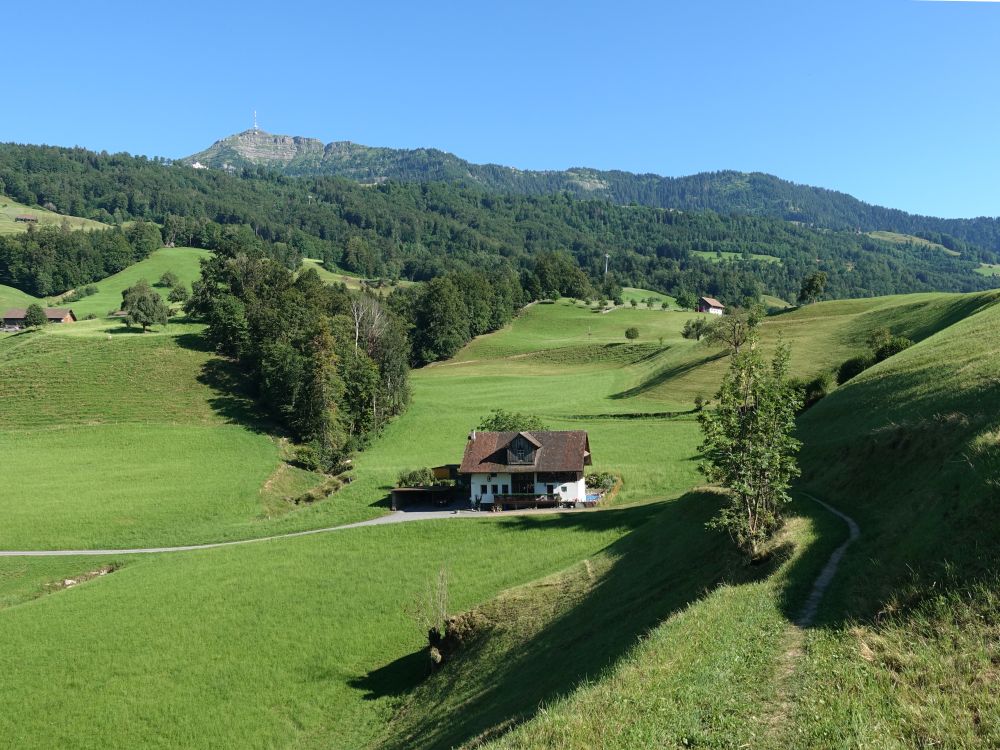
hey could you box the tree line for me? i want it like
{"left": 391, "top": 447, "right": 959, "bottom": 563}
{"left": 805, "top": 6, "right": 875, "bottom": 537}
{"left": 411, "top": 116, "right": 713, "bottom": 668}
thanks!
{"left": 0, "top": 142, "right": 996, "bottom": 305}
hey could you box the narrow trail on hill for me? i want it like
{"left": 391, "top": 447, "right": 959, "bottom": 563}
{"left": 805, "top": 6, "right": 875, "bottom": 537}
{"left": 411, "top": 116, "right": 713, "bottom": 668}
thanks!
{"left": 0, "top": 507, "right": 597, "bottom": 557}
{"left": 761, "top": 491, "right": 861, "bottom": 742}
{"left": 795, "top": 491, "right": 861, "bottom": 627}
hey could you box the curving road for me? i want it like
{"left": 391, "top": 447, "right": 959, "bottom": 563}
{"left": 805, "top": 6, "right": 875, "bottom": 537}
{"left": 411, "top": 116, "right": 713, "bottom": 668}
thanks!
{"left": 0, "top": 507, "right": 589, "bottom": 557}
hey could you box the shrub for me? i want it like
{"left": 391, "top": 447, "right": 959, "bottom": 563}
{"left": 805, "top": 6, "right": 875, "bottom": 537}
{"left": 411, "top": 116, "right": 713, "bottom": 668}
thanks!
{"left": 586, "top": 471, "right": 618, "bottom": 493}
{"left": 625, "top": 326, "right": 639, "bottom": 340}
{"left": 837, "top": 355, "right": 874, "bottom": 385}
{"left": 156, "top": 271, "right": 180, "bottom": 288}
{"left": 793, "top": 372, "right": 833, "bottom": 411}
{"left": 397, "top": 467, "right": 435, "bottom": 487}
{"left": 682, "top": 317, "right": 709, "bottom": 341}
{"left": 630, "top": 299, "right": 638, "bottom": 308}
{"left": 694, "top": 394, "right": 706, "bottom": 411}
{"left": 874, "top": 336, "right": 913, "bottom": 362}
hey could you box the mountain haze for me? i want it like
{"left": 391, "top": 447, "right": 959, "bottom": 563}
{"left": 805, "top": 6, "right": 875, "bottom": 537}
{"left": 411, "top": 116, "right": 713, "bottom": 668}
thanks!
{"left": 183, "top": 129, "right": 1000, "bottom": 252}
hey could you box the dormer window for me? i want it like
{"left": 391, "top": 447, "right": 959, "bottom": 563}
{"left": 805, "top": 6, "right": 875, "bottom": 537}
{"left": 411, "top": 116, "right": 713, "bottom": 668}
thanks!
{"left": 507, "top": 434, "right": 536, "bottom": 465}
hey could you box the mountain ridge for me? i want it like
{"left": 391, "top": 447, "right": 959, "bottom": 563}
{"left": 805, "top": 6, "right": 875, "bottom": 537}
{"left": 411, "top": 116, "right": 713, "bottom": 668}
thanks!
{"left": 182, "top": 129, "right": 1000, "bottom": 253}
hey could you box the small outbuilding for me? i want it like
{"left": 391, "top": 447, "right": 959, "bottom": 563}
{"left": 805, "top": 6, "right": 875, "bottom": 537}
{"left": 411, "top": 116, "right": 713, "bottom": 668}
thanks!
{"left": 2, "top": 307, "right": 77, "bottom": 328}
{"left": 13, "top": 214, "right": 38, "bottom": 223}
{"left": 696, "top": 297, "right": 725, "bottom": 315}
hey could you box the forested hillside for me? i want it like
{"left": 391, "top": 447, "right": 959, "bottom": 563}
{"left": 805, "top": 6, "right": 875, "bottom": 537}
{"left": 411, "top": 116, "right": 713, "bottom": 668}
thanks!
{"left": 1, "top": 142, "right": 996, "bottom": 304}
{"left": 184, "top": 130, "right": 1000, "bottom": 254}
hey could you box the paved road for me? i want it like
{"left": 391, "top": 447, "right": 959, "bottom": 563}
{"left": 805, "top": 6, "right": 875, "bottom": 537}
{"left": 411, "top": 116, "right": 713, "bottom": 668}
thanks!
{"left": 0, "top": 507, "right": 591, "bottom": 557}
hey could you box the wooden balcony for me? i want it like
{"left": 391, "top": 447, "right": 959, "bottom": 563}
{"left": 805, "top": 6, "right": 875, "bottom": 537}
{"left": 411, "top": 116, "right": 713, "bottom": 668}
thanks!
{"left": 487, "top": 494, "right": 560, "bottom": 511}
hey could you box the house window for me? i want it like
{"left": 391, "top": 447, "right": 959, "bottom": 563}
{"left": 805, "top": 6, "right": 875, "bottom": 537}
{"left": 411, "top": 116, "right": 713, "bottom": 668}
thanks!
{"left": 491, "top": 484, "right": 499, "bottom": 495}
{"left": 501, "top": 484, "right": 509, "bottom": 494}
{"left": 480, "top": 484, "right": 488, "bottom": 495}
{"left": 507, "top": 436, "right": 535, "bottom": 465}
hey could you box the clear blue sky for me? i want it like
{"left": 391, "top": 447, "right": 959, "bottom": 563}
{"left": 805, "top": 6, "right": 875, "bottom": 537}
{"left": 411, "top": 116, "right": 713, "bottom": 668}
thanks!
{"left": 6, "top": 0, "right": 1000, "bottom": 218}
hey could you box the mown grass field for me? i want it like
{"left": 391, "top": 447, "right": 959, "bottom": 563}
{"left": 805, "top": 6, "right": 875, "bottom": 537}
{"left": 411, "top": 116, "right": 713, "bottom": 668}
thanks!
{"left": 975, "top": 261, "right": 1000, "bottom": 277}
{"left": 300, "top": 257, "right": 417, "bottom": 291}
{"left": 0, "top": 282, "right": 41, "bottom": 310}
{"left": 692, "top": 249, "right": 781, "bottom": 263}
{"left": 2, "top": 289, "right": 997, "bottom": 748}
{"left": 620, "top": 286, "right": 677, "bottom": 307}
{"left": 868, "top": 230, "right": 961, "bottom": 256}
{"left": 59, "top": 246, "right": 209, "bottom": 318}
{"left": 0, "top": 195, "right": 108, "bottom": 235}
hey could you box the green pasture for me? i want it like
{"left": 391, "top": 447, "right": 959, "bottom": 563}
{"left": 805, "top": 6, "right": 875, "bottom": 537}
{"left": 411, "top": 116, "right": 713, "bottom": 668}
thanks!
{"left": 0, "top": 195, "right": 108, "bottom": 235}
{"left": 0, "top": 282, "right": 41, "bottom": 311}
{"left": 975, "top": 261, "right": 1000, "bottom": 277}
{"left": 57, "top": 246, "right": 209, "bottom": 318}
{"left": 868, "top": 230, "right": 961, "bottom": 256}
{"left": 693, "top": 249, "right": 781, "bottom": 264}
{"left": 0, "top": 513, "right": 635, "bottom": 749}
{"left": 301, "top": 257, "right": 417, "bottom": 291}
{"left": 620, "top": 286, "right": 677, "bottom": 307}
{"left": 2, "top": 289, "right": 998, "bottom": 748}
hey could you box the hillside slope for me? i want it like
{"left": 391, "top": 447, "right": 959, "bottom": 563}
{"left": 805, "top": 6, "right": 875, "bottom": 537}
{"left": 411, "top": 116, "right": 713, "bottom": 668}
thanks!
{"left": 183, "top": 130, "right": 1000, "bottom": 254}
{"left": 373, "top": 292, "right": 1000, "bottom": 749}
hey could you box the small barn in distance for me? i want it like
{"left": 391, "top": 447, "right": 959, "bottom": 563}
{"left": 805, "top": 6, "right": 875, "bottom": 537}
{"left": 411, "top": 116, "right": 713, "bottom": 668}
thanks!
{"left": 696, "top": 297, "right": 725, "bottom": 315}
{"left": 459, "top": 430, "right": 592, "bottom": 510}
{"left": 2, "top": 307, "right": 77, "bottom": 328}
{"left": 13, "top": 214, "right": 38, "bottom": 223}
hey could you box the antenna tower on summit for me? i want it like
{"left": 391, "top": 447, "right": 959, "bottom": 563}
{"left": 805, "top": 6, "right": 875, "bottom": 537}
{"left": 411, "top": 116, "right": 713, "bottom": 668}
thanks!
{"left": 253, "top": 110, "right": 259, "bottom": 133}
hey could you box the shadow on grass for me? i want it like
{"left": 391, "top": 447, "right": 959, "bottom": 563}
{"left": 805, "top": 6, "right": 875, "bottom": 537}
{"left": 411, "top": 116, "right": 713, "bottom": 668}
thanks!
{"left": 610, "top": 350, "right": 728, "bottom": 399}
{"left": 175, "top": 331, "right": 279, "bottom": 436}
{"left": 367, "top": 492, "right": 828, "bottom": 749}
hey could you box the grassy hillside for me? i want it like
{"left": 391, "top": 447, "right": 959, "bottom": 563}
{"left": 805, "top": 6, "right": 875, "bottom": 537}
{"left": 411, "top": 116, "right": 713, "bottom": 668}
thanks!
{"left": 620, "top": 287, "right": 677, "bottom": 307}
{"left": 0, "top": 282, "right": 41, "bottom": 310}
{"left": 0, "top": 195, "right": 108, "bottom": 235}
{"left": 60, "top": 246, "right": 209, "bottom": 318}
{"left": 1, "top": 291, "right": 996, "bottom": 747}
{"left": 869, "top": 230, "right": 960, "bottom": 256}
{"left": 374, "top": 291, "right": 1000, "bottom": 750}
{"left": 692, "top": 249, "right": 781, "bottom": 264}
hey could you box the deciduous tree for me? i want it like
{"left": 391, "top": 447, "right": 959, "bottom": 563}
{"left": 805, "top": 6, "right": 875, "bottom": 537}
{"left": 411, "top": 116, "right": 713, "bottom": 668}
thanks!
{"left": 698, "top": 338, "right": 802, "bottom": 559}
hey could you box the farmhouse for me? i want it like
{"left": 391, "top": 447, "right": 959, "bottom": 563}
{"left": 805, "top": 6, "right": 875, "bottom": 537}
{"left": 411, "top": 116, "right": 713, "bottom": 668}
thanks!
{"left": 13, "top": 214, "right": 38, "bottom": 223}
{"left": 2, "top": 307, "right": 77, "bottom": 328}
{"left": 459, "top": 430, "right": 592, "bottom": 510}
{"left": 697, "top": 296, "right": 725, "bottom": 315}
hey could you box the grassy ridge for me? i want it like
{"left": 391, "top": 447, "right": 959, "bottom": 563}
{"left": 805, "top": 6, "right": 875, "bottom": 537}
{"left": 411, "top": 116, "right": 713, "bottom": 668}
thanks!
{"left": 59, "top": 246, "right": 209, "bottom": 318}
{"left": 0, "top": 195, "right": 108, "bottom": 235}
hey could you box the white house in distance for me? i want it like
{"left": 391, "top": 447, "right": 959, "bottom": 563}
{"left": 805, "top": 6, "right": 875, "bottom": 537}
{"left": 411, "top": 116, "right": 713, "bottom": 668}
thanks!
{"left": 459, "top": 430, "right": 592, "bottom": 510}
{"left": 697, "top": 296, "right": 725, "bottom": 315}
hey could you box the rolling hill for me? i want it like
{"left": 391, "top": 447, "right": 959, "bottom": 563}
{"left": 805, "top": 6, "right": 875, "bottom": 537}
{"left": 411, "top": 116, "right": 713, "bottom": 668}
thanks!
{"left": 183, "top": 129, "right": 1000, "bottom": 255}
{"left": 2, "top": 292, "right": 997, "bottom": 747}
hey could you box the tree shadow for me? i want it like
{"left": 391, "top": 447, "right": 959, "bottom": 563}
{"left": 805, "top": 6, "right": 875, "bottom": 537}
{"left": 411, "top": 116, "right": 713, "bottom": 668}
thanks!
{"left": 610, "top": 350, "right": 727, "bottom": 399}
{"left": 372, "top": 492, "right": 825, "bottom": 749}
{"left": 349, "top": 650, "right": 430, "bottom": 701}
{"left": 175, "top": 331, "right": 280, "bottom": 436}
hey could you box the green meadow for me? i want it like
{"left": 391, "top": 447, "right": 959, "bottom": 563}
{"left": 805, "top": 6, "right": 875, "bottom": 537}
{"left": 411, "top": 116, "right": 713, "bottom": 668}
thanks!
{"left": 59, "top": 246, "right": 210, "bottom": 318}
{"left": 0, "top": 195, "right": 108, "bottom": 235}
{"left": 1, "top": 289, "right": 997, "bottom": 748}
{"left": 868, "top": 230, "right": 961, "bottom": 256}
{"left": 692, "top": 249, "right": 781, "bottom": 263}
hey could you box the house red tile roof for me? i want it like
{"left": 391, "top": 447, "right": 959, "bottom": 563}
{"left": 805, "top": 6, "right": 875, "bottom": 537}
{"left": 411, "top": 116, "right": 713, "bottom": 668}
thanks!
{"left": 699, "top": 297, "right": 725, "bottom": 309}
{"left": 459, "top": 430, "right": 591, "bottom": 474}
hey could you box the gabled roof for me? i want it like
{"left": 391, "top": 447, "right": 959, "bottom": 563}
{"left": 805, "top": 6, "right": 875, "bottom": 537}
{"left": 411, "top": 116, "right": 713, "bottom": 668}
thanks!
{"left": 459, "top": 430, "right": 591, "bottom": 474}
{"left": 699, "top": 297, "right": 725, "bottom": 309}
{"left": 2, "top": 307, "right": 76, "bottom": 321}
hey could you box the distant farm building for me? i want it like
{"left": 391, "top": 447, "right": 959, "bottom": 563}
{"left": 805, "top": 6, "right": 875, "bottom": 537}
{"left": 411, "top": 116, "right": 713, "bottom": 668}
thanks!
{"left": 2, "top": 307, "right": 77, "bottom": 329}
{"left": 697, "top": 297, "right": 725, "bottom": 315}
{"left": 13, "top": 214, "right": 38, "bottom": 223}
{"left": 459, "top": 430, "right": 592, "bottom": 511}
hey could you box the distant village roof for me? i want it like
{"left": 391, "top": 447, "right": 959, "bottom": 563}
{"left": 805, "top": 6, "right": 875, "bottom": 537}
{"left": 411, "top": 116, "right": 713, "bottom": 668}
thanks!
{"left": 2, "top": 307, "right": 76, "bottom": 321}
{"left": 699, "top": 297, "right": 725, "bottom": 309}
{"left": 459, "top": 430, "right": 591, "bottom": 474}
